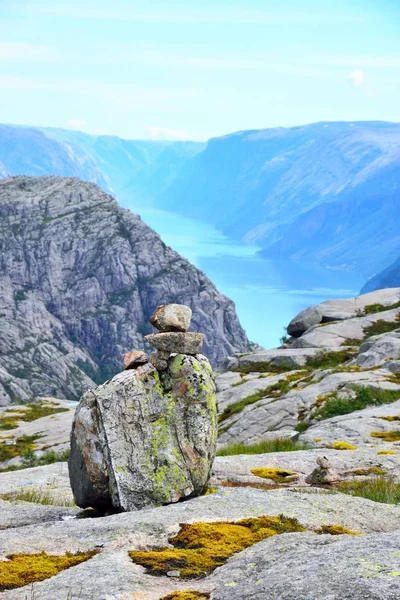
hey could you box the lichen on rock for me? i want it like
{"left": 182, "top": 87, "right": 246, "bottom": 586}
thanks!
{"left": 69, "top": 348, "right": 217, "bottom": 512}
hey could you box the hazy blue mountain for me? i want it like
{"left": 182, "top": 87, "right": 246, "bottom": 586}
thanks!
{"left": 39, "top": 127, "right": 204, "bottom": 204}
{"left": 361, "top": 255, "right": 400, "bottom": 293}
{"left": 0, "top": 124, "right": 107, "bottom": 185}
{"left": 157, "top": 121, "right": 400, "bottom": 276}
{"left": 0, "top": 124, "right": 204, "bottom": 208}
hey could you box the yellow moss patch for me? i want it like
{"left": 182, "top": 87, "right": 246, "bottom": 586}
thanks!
{"left": 250, "top": 467, "right": 298, "bottom": 483}
{"left": 129, "top": 515, "right": 305, "bottom": 579}
{"left": 0, "top": 402, "right": 69, "bottom": 431}
{"left": 378, "top": 415, "right": 400, "bottom": 422}
{"left": 313, "top": 437, "right": 322, "bottom": 442}
{"left": 371, "top": 431, "right": 400, "bottom": 442}
{"left": 160, "top": 592, "right": 210, "bottom": 600}
{"left": 327, "top": 441, "right": 357, "bottom": 450}
{"left": 377, "top": 450, "right": 398, "bottom": 455}
{"left": 0, "top": 434, "right": 43, "bottom": 462}
{"left": 352, "top": 467, "right": 386, "bottom": 476}
{"left": 315, "top": 524, "right": 362, "bottom": 536}
{"left": 0, "top": 550, "right": 97, "bottom": 591}
{"left": 203, "top": 488, "right": 217, "bottom": 495}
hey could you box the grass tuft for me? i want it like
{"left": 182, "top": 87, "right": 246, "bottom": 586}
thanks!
{"left": 336, "top": 477, "right": 400, "bottom": 504}
{"left": 1, "top": 487, "right": 75, "bottom": 507}
{"left": 216, "top": 437, "right": 310, "bottom": 456}
{"left": 313, "top": 386, "right": 400, "bottom": 421}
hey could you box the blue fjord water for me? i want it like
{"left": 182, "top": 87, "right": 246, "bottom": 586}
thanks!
{"left": 121, "top": 202, "right": 365, "bottom": 349}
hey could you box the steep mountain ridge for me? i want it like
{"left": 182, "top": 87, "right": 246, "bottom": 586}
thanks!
{"left": 157, "top": 121, "right": 400, "bottom": 275}
{"left": 0, "top": 176, "right": 250, "bottom": 406}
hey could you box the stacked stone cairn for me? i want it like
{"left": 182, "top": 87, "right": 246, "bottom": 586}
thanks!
{"left": 69, "top": 303, "right": 217, "bottom": 513}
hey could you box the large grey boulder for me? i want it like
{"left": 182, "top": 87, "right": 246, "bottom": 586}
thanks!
{"left": 287, "top": 288, "right": 400, "bottom": 339}
{"left": 69, "top": 353, "right": 217, "bottom": 512}
{"left": 287, "top": 306, "right": 323, "bottom": 337}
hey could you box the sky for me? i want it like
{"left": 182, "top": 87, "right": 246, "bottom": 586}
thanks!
{"left": 1, "top": 0, "right": 400, "bottom": 140}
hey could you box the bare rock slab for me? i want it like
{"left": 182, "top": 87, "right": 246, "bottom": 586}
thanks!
{"left": 69, "top": 353, "right": 217, "bottom": 512}
{"left": 145, "top": 331, "right": 204, "bottom": 354}
{"left": 122, "top": 350, "right": 148, "bottom": 370}
{"left": 150, "top": 303, "right": 192, "bottom": 332}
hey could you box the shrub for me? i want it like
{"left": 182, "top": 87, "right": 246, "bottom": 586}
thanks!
{"left": 313, "top": 386, "right": 400, "bottom": 421}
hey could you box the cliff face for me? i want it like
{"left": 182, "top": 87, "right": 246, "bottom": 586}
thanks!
{"left": 0, "top": 176, "right": 250, "bottom": 406}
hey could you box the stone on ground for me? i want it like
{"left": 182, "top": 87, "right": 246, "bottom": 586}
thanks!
{"left": 146, "top": 331, "right": 204, "bottom": 354}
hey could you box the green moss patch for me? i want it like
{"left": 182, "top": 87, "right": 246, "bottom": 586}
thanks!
{"left": 0, "top": 402, "right": 69, "bottom": 431}
{"left": 313, "top": 386, "right": 400, "bottom": 421}
{"left": 251, "top": 467, "right": 298, "bottom": 484}
{"left": 0, "top": 550, "right": 97, "bottom": 591}
{"left": 363, "top": 301, "right": 400, "bottom": 315}
{"left": 129, "top": 515, "right": 305, "bottom": 578}
{"left": 335, "top": 477, "right": 400, "bottom": 504}
{"left": 315, "top": 524, "right": 361, "bottom": 535}
{"left": 216, "top": 437, "right": 310, "bottom": 456}
{"left": 218, "top": 372, "right": 307, "bottom": 423}
{"left": 304, "top": 350, "right": 355, "bottom": 371}
{"left": 362, "top": 317, "right": 400, "bottom": 339}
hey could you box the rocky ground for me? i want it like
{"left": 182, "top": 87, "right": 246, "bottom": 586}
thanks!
{"left": 1, "top": 288, "right": 400, "bottom": 599}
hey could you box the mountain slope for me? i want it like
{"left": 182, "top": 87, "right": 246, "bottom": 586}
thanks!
{"left": 361, "top": 254, "right": 400, "bottom": 293}
{"left": 157, "top": 121, "right": 400, "bottom": 275}
{"left": 0, "top": 176, "right": 249, "bottom": 406}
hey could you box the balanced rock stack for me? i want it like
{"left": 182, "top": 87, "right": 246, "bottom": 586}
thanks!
{"left": 69, "top": 303, "right": 216, "bottom": 513}
{"left": 145, "top": 303, "right": 204, "bottom": 371}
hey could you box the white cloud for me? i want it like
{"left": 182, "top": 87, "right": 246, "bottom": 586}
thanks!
{"left": 145, "top": 126, "right": 193, "bottom": 141}
{"left": 0, "top": 41, "right": 58, "bottom": 63}
{"left": 67, "top": 119, "right": 86, "bottom": 129}
{"left": 347, "top": 69, "right": 365, "bottom": 87}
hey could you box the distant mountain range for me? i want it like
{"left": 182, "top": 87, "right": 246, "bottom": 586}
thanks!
{"left": 361, "top": 254, "right": 400, "bottom": 293}
{"left": 1, "top": 121, "right": 400, "bottom": 280}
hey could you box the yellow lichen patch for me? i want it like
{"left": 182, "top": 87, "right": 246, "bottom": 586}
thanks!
{"left": 129, "top": 515, "right": 305, "bottom": 579}
{"left": 327, "top": 441, "right": 357, "bottom": 450}
{"left": 371, "top": 431, "right": 400, "bottom": 442}
{"left": 313, "top": 437, "right": 322, "bottom": 442}
{"left": 352, "top": 467, "right": 386, "bottom": 476}
{"left": 378, "top": 415, "right": 400, "bottom": 422}
{"left": 160, "top": 592, "right": 210, "bottom": 600}
{"left": 315, "top": 524, "right": 362, "bottom": 536}
{"left": 0, "top": 550, "right": 97, "bottom": 591}
{"left": 203, "top": 487, "right": 217, "bottom": 495}
{"left": 377, "top": 450, "right": 398, "bottom": 455}
{"left": 0, "top": 402, "right": 69, "bottom": 431}
{"left": 250, "top": 467, "right": 298, "bottom": 483}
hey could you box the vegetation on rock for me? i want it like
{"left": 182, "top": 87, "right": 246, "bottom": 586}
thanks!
{"left": 335, "top": 477, "right": 400, "bottom": 504}
{"left": 160, "top": 592, "right": 210, "bottom": 600}
{"left": 0, "top": 434, "right": 43, "bottom": 462}
{"left": 315, "top": 524, "right": 361, "bottom": 535}
{"left": 250, "top": 467, "right": 298, "bottom": 483}
{"left": 216, "top": 437, "right": 310, "bottom": 456}
{"left": 0, "top": 550, "right": 97, "bottom": 591}
{"left": 129, "top": 515, "right": 305, "bottom": 578}
{"left": 370, "top": 430, "right": 400, "bottom": 442}
{"left": 0, "top": 402, "right": 69, "bottom": 431}
{"left": 327, "top": 441, "right": 357, "bottom": 450}
{"left": 313, "top": 386, "right": 400, "bottom": 421}
{"left": 1, "top": 487, "right": 75, "bottom": 507}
